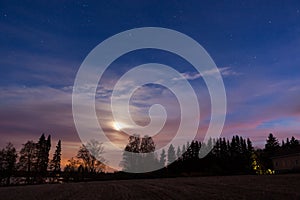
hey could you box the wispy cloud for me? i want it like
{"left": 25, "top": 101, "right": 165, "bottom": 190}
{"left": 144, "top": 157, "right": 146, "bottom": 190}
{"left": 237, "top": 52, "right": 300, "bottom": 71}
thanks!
{"left": 175, "top": 67, "right": 241, "bottom": 81}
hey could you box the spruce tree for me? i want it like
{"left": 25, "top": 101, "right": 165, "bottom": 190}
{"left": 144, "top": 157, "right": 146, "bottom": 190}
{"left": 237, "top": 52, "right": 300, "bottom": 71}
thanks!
{"left": 50, "top": 140, "right": 62, "bottom": 173}
{"left": 36, "top": 134, "right": 51, "bottom": 182}
{"left": 176, "top": 146, "right": 181, "bottom": 160}
{"left": 159, "top": 149, "right": 166, "bottom": 168}
{"left": 167, "top": 144, "right": 176, "bottom": 165}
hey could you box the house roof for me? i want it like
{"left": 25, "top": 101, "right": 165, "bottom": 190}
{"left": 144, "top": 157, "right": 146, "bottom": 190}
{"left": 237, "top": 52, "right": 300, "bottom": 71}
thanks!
{"left": 271, "top": 152, "right": 300, "bottom": 159}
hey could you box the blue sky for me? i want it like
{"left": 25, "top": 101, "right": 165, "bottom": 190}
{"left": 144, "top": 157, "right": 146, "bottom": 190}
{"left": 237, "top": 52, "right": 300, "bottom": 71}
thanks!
{"left": 1, "top": 1, "right": 300, "bottom": 166}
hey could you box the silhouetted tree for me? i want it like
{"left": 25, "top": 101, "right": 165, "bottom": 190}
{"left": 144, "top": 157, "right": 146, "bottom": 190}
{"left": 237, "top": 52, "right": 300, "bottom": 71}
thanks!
{"left": 77, "top": 141, "right": 105, "bottom": 173}
{"left": 290, "top": 136, "right": 299, "bottom": 147}
{"left": 265, "top": 133, "right": 280, "bottom": 154}
{"left": 0, "top": 149, "right": 4, "bottom": 184}
{"left": 0, "top": 143, "right": 17, "bottom": 185}
{"left": 121, "top": 135, "right": 158, "bottom": 172}
{"left": 280, "top": 136, "right": 300, "bottom": 155}
{"left": 181, "top": 144, "right": 187, "bottom": 161}
{"left": 120, "top": 135, "right": 141, "bottom": 172}
{"left": 281, "top": 139, "right": 285, "bottom": 147}
{"left": 191, "top": 141, "right": 200, "bottom": 159}
{"left": 50, "top": 140, "right": 62, "bottom": 173}
{"left": 18, "top": 141, "right": 37, "bottom": 184}
{"left": 251, "top": 150, "right": 267, "bottom": 175}
{"left": 159, "top": 149, "right": 166, "bottom": 168}
{"left": 140, "top": 136, "right": 155, "bottom": 153}
{"left": 167, "top": 144, "right": 176, "bottom": 165}
{"left": 85, "top": 140, "right": 105, "bottom": 162}
{"left": 264, "top": 133, "right": 280, "bottom": 169}
{"left": 140, "top": 136, "right": 158, "bottom": 171}
{"left": 247, "top": 138, "right": 253, "bottom": 152}
{"left": 182, "top": 144, "right": 186, "bottom": 154}
{"left": 35, "top": 134, "right": 51, "bottom": 183}
{"left": 167, "top": 136, "right": 256, "bottom": 175}
{"left": 176, "top": 146, "right": 181, "bottom": 160}
{"left": 63, "top": 157, "right": 80, "bottom": 182}
{"left": 64, "top": 157, "right": 79, "bottom": 172}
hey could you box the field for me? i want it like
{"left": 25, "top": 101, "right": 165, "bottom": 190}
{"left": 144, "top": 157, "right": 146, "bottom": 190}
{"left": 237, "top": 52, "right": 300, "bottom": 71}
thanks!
{"left": 0, "top": 174, "right": 299, "bottom": 200}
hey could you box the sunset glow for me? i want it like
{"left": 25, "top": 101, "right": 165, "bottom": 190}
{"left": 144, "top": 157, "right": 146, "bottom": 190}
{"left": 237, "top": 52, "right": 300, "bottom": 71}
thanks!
{"left": 1, "top": 1, "right": 300, "bottom": 169}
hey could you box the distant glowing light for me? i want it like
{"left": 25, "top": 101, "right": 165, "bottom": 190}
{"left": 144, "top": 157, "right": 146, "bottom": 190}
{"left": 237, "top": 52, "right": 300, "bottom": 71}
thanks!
{"left": 113, "top": 121, "right": 123, "bottom": 131}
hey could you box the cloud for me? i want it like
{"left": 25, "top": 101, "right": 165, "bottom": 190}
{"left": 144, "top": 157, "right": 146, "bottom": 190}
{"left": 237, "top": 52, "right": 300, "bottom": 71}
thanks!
{"left": 175, "top": 67, "right": 241, "bottom": 81}
{"left": 1, "top": 64, "right": 300, "bottom": 167}
{"left": 221, "top": 77, "right": 300, "bottom": 146}
{"left": 219, "top": 67, "right": 242, "bottom": 76}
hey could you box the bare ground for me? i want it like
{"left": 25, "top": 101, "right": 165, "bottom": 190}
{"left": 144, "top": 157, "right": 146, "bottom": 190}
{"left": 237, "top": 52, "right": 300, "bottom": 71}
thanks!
{"left": 0, "top": 174, "right": 299, "bottom": 200}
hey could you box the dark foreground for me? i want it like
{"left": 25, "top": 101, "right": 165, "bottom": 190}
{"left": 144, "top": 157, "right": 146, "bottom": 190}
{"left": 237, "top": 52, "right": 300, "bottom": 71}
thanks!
{"left": 0, "top": 174, "right": 299, "bottom": 200}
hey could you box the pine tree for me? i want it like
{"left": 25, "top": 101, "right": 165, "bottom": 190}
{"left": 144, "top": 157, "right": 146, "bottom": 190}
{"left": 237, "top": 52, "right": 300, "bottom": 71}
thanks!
{"left": 50, "top": 140, "right": 62, "bottom": 173}
{"left": 247, "top": 138, "right": 253, "bottom": 152}
{"left": 281, "top": 140, "right": 285, "bottom": 147}
{"left": 167, "top": 144, "right": 176, "bottom": 165}
{"left": 265, "top": 133, "right": 279, "bottom": 155}
{"left": 290, "top": 136, "right": 299, "bottom": 147}
{"left": 176, "top": 146, "right": 181, "bottom": 160}
{"left": 286, "top": 138, "right": 291, "bottom": 147}
{"left": 191, "top": 141, "right": 200, "bottom": 159}
{"left": 264, "top": 133, "right": 280, "bottom": 169}
{"left": 159, "top": 149, "right": 166, "bottom": 168}
{"left": 182, "top": 144, "right": 186, "bottom": 154}
{"left": 36, "top": 134, "right": 51, "bottom": 178}
{"left": 220, "top": 138, "right": 228, "bottom": 158}
{"left": 181, "top": 144, "right": 187, "bottom": 160}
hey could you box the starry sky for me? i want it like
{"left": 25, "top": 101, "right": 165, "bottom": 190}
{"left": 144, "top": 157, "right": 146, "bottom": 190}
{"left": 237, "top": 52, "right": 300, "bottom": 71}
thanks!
{"left": 1, "top": 0, "right": 300, "bottom": 167}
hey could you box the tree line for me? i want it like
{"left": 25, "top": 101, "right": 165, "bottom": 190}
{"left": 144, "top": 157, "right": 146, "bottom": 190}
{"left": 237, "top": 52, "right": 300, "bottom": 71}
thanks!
{"left": 63, "top": 139, "right": 106, "bottom": 182}
{"left": 0, "top": 133, "right": 299, "bottom": 186}
{"left": 120, "top": 133, "right": 300, "bottom": 176}
{"left": 0, "top": 134, "right": 61, "bottom": 186}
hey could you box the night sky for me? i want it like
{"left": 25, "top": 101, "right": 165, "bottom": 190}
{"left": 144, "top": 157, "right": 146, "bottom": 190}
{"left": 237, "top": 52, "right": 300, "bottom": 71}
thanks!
{"left": 1, "top": 1, "right": 300, "bottom": 167}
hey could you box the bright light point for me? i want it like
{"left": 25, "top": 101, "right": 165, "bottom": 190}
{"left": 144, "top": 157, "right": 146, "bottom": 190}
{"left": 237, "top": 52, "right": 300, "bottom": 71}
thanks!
{"left": 111, "top": 121, "right": 133, "bottom": 132}
{"left": 113, "top": 121, "right": 122, "bottom": 131}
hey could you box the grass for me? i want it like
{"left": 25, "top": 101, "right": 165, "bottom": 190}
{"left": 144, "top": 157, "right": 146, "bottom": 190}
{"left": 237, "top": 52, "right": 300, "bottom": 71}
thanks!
{"left": 0, "top": 174, "right": 299, "bottom": 200}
